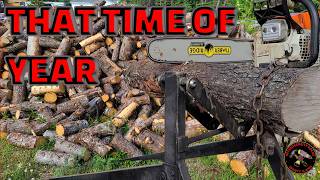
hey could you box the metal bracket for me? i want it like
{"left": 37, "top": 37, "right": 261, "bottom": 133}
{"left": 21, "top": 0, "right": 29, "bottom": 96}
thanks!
{"left": 52, "top": 72, "right": 294, "bottom": 180}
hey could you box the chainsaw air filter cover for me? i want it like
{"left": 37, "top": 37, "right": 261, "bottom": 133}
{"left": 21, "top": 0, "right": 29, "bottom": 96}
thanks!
{"left": 262, "top": 19, "right": 289, "bottom": 42}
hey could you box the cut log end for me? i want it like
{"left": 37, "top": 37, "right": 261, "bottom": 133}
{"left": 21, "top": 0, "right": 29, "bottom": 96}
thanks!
{"left": 217, "top": 154, "right": 231, "bottom": 164}
{"left": 230, "top": 160, "right": 249, "bottom": 176}
{"left": 56, "top": 124, "right": 65, "bottom": 137}
{"left": 44, "top": 92, "right": 58, "bottom": 104}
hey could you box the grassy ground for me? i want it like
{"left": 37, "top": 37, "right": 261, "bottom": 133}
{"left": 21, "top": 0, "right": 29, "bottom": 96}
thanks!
{"left": 1, "top": 137, "right": 320, "bottom": 180}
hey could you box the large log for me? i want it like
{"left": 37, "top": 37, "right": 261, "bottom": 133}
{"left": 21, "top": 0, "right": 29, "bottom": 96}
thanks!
{"left": 35, "top": 150, "right": 77, "bottom": 167}
{"left": 125, "top": 60, "right": 320, "bottom": 134}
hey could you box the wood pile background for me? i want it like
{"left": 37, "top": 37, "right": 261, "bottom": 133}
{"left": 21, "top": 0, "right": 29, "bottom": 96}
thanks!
{"left": 0, "top": 7, "right": 210, "bottom": 172}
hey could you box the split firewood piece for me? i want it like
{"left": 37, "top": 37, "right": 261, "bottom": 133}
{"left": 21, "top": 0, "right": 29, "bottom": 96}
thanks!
{"left": 105, "top": 37, "right": 113, "bottom": 46}
{"left": 91, "top": 47, "right": 123, "bottom": 75}
{"left": 153, "top": 97, "right": 163, "bottom": 107}
{"left": 82, "top": 121, "right": 116, "bottom": 137}
{"left": 54, "top": 139, "right": 91, "bottom": 161}
{"left": 119, "top": 36, "right": 136, "bottom": 61}
{"left": 111, "top": 133, "right": 143, "bottom": 158}
{"left": 230, "top": 150, "right": 257, "bottom": 176}
{"left": 134, "top": 106, "right": 165, "bottom": 135}
{"left": 27, "top": 35, "right": 41, "bottom": 56}
{"left": 133, "top": 129, "right": 165, "bottom": 153}
{"left": 56, "top": 119, "right": 89, "bottom": 137}
{"left": 31, "top": 85, "right": 65, "bottom": 95}
{"left": 39, "top": 36, "right": 61, "bottom": 49}
{"left": 84, "top": 41, "right": 105, "bottom": 54}
{"left": 112, "top": 101, "right": 140, "bottom": 127}
{"left": 0, "top": 79, "right": 12, "bottom": 89}
{"left": 101, "top": 75, "right": 122, "bottom": 85}
{"left": 79, "top": 32, "right": 105, "bottom": 48}
{"left": 1, "top": 71, "right": 10, "bottom": 80}
{"left": 2, "top": 41, "right": 27, "bottom": 53}
{"left": 7, "top": 132, "right": 47, "bottom": 149}
{"left": 151, "top": 119, "right": 207, "bottom": 138}
{"left": 57, "top": 95, "right": 89, "bottom": 113}
{"left": 125, "top": 104, "right": 152, "bottom": 141}
{"left": 70, "top": 132, "right": 112, "bottom": 157}
{"left": 38, "top": 106, "right": 54, "bottom": 120}
{"left": 12, "top": 85, "right": 26, "bottom": 104}
{"left": 303, "top": 131, "right": 320, "bottom": 149}
{"left": 35, "top": 150, "right": 77, "bottom": 167}
{"left": 111, "top": 37, "right": 121, "bottom": 61}
{"left": 44, "top": 92, "right": 57, "bottom": 104}
{"left": 70, "top": 87, "right": 103, "bottom": 100}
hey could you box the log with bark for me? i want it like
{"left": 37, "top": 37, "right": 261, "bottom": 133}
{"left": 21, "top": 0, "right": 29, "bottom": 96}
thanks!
{"left": 111, "top": 37, "right": 121, "bottom": 62}
{"left": 27, "top": 36, "right": 40, "bottom": 56}
{"left": 35, "top": 150, "right": 77, "bottom": 167}
{"left": 31, "top": 85, "right": 65, "bottom": 95}
{"left": 91, "top": 47, "right": 123, "bottom": 75}
{"left": 56, "top": 95, "right": 89, "bottom": 113}
{"left": 151, "top": 119, "right": 207, "bottom": 138}
{"left": 119, "top": 36, "right": 136, "bottom": 61}
{"left": 81, "top": 121, "right": 116, "bottom": 137}
{"left": 0, "top": 79, "right": 12, "bottom": 89}
{"left": 133, "top": 129, "right": 164, "bottom": 153}
{"left": 124, "top": 60, "right": 320, "bottom": 134}
{"left": 6, "top": 118, "right": 49, "bottom": 135}
{"left": 230, "top": 150, "right": 257, "bottom": 176}
{"left": 11, "top": 85, "right": 26, "bottom": 104}
{"left": 39, "top": 37, "right": 61, "bottom": 49}
{"left": 56, "top": 120, "right": 89, "bottom": 136}
{"left": 68, "top": 132, "right": 112, "bottom": 157}
{"left": 54, "top": 139, "right": 91, "bottom": 161}
{"left": 7, "top": 132, "right": 47, "bottom": 149}
{"left": 110, "top": 133, "right": 143, "bottom": 158}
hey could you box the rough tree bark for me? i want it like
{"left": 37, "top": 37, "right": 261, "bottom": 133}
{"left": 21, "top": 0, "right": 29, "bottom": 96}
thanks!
{"left": 125, "top": 60, "right": 320, "bottom": 135}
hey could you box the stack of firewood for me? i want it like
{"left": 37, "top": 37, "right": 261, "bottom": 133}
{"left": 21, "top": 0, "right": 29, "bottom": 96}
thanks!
{"left": 0, "top": 10, "right": 207, "bottom": 167}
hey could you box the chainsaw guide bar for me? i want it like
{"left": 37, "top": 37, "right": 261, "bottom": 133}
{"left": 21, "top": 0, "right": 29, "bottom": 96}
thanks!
{"left": 148, "top": 37, "right": 254, "bottom": 63}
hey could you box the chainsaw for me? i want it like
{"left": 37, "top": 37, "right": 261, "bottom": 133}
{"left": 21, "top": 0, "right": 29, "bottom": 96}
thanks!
{"left": 148, "top": 0, "right": 320, "bottom": 68}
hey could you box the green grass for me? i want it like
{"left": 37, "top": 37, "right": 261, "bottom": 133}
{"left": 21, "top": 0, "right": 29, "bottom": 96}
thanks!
{"left": 1, "top": 137, "right": 320, "bottom": 180}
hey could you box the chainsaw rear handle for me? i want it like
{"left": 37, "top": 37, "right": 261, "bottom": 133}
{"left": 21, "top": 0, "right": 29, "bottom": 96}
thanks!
{"left": 288, "top": 0, "right": 319, "bottom": 68}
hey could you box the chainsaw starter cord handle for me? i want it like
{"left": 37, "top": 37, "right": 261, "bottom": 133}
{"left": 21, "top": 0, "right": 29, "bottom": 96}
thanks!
{"left": 288, "top": 0, "right": 319, "bottom": 68}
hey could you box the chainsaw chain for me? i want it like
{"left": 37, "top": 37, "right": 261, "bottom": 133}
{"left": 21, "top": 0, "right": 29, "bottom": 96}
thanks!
{"left": 253, "top": 63, "right": 285, "bottom": 180}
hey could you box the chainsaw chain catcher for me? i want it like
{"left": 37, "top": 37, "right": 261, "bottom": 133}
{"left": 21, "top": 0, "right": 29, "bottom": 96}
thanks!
{"left": 253, "top": 63, "right": 287, "bottom": 179}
